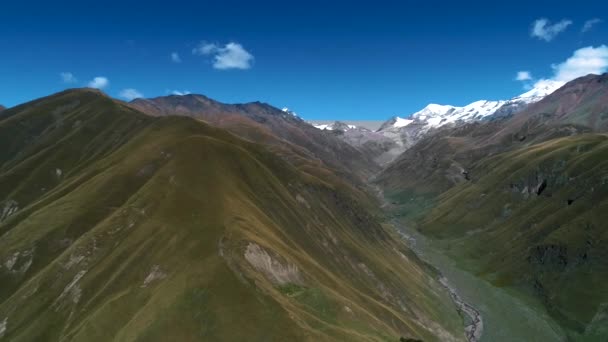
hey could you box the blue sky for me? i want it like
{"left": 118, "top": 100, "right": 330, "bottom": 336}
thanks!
{"left": 1, "top": 0, "right": 607, "bottom": 120}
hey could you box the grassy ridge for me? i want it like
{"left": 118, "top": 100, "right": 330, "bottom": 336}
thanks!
{"left": 0, "top": 90, "right": 464, "bottom": 341}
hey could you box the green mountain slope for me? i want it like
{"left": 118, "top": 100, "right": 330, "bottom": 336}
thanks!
{"left": 419, "top": 134, "right": 608, "bottom": 340}
{"left": 375, "top": 74, "right": 608, "bottom": 340}
{"left": 376, "top": 74, "right": 608, "bottom": 217}
{"left": 130, "top": 94, "right": 381, "bottom": 183}
{"left": 0, "top": 90, "right": 464, "bottom": 341}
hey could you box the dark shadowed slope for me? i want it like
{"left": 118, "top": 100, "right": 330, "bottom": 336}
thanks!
{"left": 0, "top": 89, "right": 464, "bottom": 341}
{"left": 421, "top": 134, "right": 608, "bottom": 340}
{"left": 130, "top": 95, "right": 380, "bottom": 183}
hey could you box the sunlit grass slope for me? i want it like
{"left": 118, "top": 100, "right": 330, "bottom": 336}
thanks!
{"left": 0, "top": 89, "right": 464, "bottom": 341}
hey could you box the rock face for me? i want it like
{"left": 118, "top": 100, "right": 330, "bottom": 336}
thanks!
{"left": 0, "top": 105, "right": 5, "bottom": 113}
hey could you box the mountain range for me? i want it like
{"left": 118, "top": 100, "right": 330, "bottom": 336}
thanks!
{"left": 129, "top": 94, "right": 381, "bottom": 184}
{"left": 376, "top": 73, "right": 608, "bottom": 340}
{"left": 0, "top": 89, "right": 463, "bottom": 341}
{"left": 311, "top": 80, "right": 564, "bottom": 165}
{"left": 1, "top": 73, "right": 608, "bottom": 341}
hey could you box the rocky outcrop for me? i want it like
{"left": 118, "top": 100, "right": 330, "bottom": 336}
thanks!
{"left": 0, "top": 200, "right": 18, "bottom": 223}
{"left": 244, "top": 242, "right": 303, "bottom": 285}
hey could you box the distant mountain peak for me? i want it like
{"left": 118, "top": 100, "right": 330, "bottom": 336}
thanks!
{"left": 380, "top": 79, "right": 566, "bottom": 133}
{"left": 369, "top": 77, "right": 569, "bottom": 163}
{"left": 513, "top": 79, "right": 564, "bottom": 101}
{"left": 377, "top": 116, "right": 413, "bottom": 131}
{"left": 312, "top": 121, "right": 359, "bottom": 131}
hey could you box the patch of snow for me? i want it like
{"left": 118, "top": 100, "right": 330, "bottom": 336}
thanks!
{"left": 281, "top": 107, "right": 299, "bottom": 117}
{"left": 393, "top": 117, "right": 414, "bottom": 128}
{"left": 313, "top": 124, "right": 332, "bottom": 130}
{"left": 312, "top": 122, "right": 359, "bottom": 131}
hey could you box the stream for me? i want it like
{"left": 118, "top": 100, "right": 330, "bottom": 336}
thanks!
{"left": 393, "top": 219, "right": 566, "bottom": 341}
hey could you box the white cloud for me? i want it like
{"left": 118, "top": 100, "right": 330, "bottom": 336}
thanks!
{"left": 192, "top": 41, "right": 254, "bottom": 70}
{"left": 60, "top": 72, "right": 77, "bottom": 84}
{"left": 119, "top": 88, "right": 144, "bottom": 101}
{"left": 515, "top": 71, "right": 532, "bottom": 81}
{"left": 531, "top": 18, "right": 572, "bottom": 41}
{"left": 170, "top": 52, "right": 181, "bottom": 63}
{"left": 213, "top": 43, "right": 254, "bottom": 69}
{"left": 87, "top": 76, "right": 109, "bottom": 89}
{"left": 551, "top": 45, "right": 608, "bottom": 82}
{"left": 192, "top": 42, "right": 219, "bottom": 55}
{"left": 169, "top": 90, "right": 191, "bottom": 96}
{"left": 582, "top": 18, "right": 602, "bottom": 33}
{"left": 523, "top": 45, "right": 608, "bottom": 91}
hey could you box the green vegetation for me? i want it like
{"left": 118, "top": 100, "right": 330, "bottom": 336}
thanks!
{"left": 0, "top": 90, "right": 465, "bottom": 341}
{"left": 413, "top": 134, "right": 608, "bottom": 340}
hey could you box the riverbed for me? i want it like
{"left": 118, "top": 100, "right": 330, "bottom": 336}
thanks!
{"left": 393, "top": 219, "right": 566, "bottom": 342}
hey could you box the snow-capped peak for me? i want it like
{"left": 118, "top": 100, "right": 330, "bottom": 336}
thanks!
{"left": 424, "top": 103, "right": 456, "bottom": 113}
{"left": 311, "top": 121, "right": 359, "bottom": 131}
{"left": 398, "top": 80, "right": 564, "bottom": 130}
{"left": 513, "top": 79, "right": 564, "bottom": 102}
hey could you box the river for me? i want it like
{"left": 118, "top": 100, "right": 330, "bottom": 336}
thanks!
{"left": 393, "top": 219, "right": 566, "bottom": 342}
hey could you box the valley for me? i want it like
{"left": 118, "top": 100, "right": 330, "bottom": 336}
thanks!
{"left": 1, "top": 73, "right": 607, "bottom": 341}
{"left": 3, "top": 3, "right": 608, "bottom": 341}
{"left": 389, "top": 216, "right": 565, "bottom": 342}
